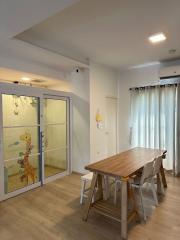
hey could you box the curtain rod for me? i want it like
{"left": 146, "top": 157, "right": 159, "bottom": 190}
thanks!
{"left": 129, "top": 82, "right": 179, "bottom": 91}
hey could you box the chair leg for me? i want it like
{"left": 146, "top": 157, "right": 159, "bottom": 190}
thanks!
{"left": 139, "top": 187, "right": 146, "bottom": 221}
{"left": 159, "top": 173, "right": 165, "bottom": 195}
{"left": 150, "top": 178, "right": 159, "bottom": 206}
{"left": 80, "top": 179, "right": 86, "bottom": 204}
{"left": 130, "top": 186, "right": 140, "bottom": 222}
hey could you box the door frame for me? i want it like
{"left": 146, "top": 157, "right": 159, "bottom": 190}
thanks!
{"left": 42, "top": 94, "right": 71, "bottom": 184}
{"left": 0, "top": 82, "right": 72, "bottom": 201}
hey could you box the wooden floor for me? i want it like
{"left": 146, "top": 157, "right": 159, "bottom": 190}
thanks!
{"left": 0, "top": 173, "right": 180, "bottom": 240}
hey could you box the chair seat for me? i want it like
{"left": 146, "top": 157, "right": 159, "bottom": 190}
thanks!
{"left": 132, "top": 175, "right": 155, "bottom": 186}
{"left": 147, "top": 176, "right": 157, "bottom": 184}
{"left": 81, "top": 172, "right": 93, "bottom": 181}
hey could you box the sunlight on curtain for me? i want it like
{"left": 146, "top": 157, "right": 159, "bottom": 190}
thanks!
{"left": 130, "top": 85, "right": 179, "bottom": 174}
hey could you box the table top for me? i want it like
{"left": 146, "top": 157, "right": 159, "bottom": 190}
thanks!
{"left": 85, "top": 147, "right": 165, "bottom": 178}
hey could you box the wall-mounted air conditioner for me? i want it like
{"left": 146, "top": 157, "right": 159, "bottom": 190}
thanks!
{"left": 159, "top": 65, "right": 180, "bottom": 84}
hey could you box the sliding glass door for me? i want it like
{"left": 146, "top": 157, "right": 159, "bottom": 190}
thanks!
{"left": 2, "top": 94, "right": 41, "bottom": 194}
{"left": 43, "top": 96, "right": 69, "bottom": 180}
{"left": 0, "top": 84, "right": 71, "bottom": 201}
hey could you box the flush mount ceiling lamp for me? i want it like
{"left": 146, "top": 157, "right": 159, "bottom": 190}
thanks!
{"left": 148, "top": 32, "right": 166, "bottom": 43}
{"left": 21, "top": 77, "right": 31, "bottom": 81}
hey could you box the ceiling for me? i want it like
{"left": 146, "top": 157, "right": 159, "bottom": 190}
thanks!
{"left": 0, "top": 0, "right": 86, "bottom": 78}
{"left": 0, "top": 67, "right": 70, "bottom": 91}
{"left": 16, "top": 0, "right": 180, "bottom": 69}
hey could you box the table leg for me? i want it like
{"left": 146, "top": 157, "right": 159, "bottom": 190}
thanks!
{"left": 83, "top": 172, "right": 98, "bottom": 221}
{"left": 121, "top": 178, "right": 128, "bottom": 240}
{"left": 160, "top": 163, "right": 167, "bottom": 188}
{"left": 128, "top": 183, "right": 140, "bottom": 222}
{"left": 103, "top": 175, "right": 109, "bottom": 200}
{"left": 97, "top": 174, "right": 103, "bottom": 200}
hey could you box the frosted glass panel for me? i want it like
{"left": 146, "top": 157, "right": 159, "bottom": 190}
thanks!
{"left": 44, "top": 124, "right": 67, "bottom": 150}
{"left": 44, "top": 149, "right": 67, "bottom": 178}
{"left": 2, "top": 94, "right": 40, "bottom": 194}
{"left": 2, "top": 94, "right": 39, "bottom": 126}
{"left": 3, "top": 127, "right": 39, "bottom": 160}
{"left": 44, "top": 98, "right": 66, "bottom": 124}
{"left": 4, "top": 154, "right": 40, "bottom": 193}
{"left": 44, "top": 98, "right": 68, "bottom": 178}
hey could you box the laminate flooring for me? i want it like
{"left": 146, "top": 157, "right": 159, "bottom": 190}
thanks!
{"left": 0, "top": 173, "right": 179, "bottom": 240}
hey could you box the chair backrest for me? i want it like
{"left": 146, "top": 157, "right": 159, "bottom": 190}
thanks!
{"left": 153, "top": 156, "right": 162, "bottom": 175}
{"left": 140, "top": 161, "right": 154, "bottom": 185}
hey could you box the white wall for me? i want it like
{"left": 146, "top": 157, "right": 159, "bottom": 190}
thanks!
{"left": 51, "top": 69, "right": 90, "bottom": 173}
{"left": 90, "top": 61, "right": 118, "bottom": 163}
{"left": 0, "top": 55, "right": 67, "bottom": 83}
{"left": 118, "top": 64, "right": 160, "bottom": 152}
{"left": 70, "top": 69, "right": 90, "bottom": 173}
{"left": 53, "top": 61, "right": 118, "bottom": 172}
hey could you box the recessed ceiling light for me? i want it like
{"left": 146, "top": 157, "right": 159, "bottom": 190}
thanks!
{"left": 149, "top": 33, "right": 166, "bottom": 43}
{"left": 21, "top": 77, "right": 31, "bottom": 81}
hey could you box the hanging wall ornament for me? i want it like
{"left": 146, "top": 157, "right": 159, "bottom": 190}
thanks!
{"left": 13, "top": 95, "right": 19, "bottom": 115}
{"left": 30, "top": 97, "right": 37, "bottom": 107}
{"left": 96, "top": 109, "right": 104, "bottom": 130}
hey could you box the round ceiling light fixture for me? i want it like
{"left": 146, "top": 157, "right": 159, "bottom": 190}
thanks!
{"left": 21, "top": 77, "right": 31, "bottom": 81}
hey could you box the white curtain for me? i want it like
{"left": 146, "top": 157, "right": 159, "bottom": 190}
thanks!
{"left": 130, "top": 85, "right": 180, "bottom": 175}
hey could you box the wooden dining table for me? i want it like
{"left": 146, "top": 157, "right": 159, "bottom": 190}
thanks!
{"left": 82, "top": 147, "right": 167, "bottom": 240}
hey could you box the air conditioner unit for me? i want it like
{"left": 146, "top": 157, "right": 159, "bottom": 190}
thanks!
{"left": 159, "top": 65, "right": 180, "bottom": 83}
